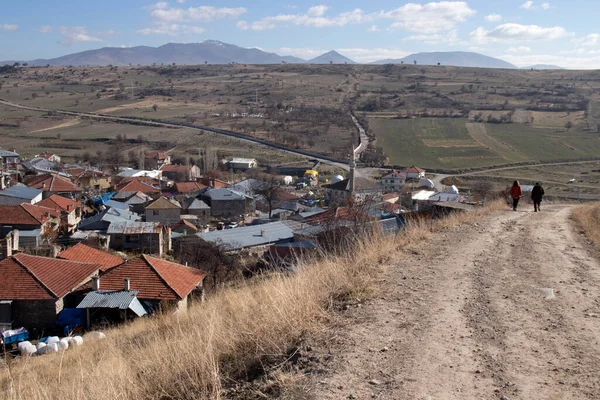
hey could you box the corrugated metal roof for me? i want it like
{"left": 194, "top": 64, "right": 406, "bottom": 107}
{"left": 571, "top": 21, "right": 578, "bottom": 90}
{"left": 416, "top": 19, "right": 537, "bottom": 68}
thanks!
{"left": 0, "top": 186, "right": 43, "bottom": 200}
{"left": 204, "top": 188, "right": 247, "bottom": 201}
{"left": 77, "top": 290, "right": 147, "bottom": 317}
{"left": 197, "top": 220, "right": 302, "bottom": 250}
{"left": 107, "top": 221, "right": 162, "bottom": 234}
{"left": 0, "top": 150, "right": 19, "bottom": 157}
{"left": 188, "top": 198, "right": 210, "bottom": 209}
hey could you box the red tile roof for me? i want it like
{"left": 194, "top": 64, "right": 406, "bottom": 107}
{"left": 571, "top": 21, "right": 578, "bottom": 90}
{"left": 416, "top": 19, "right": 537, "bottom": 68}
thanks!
{"left": 38, "top": 195, "right": 80, "bottom": 213}
{"left": 116, "top": 179, "right": 160, "bottom": 194}
{"left": 36, "top": 153, "right": 57, "bottom": 160}
{"left": 381, "top": 170, "right": 406, "bottom": 178}
{"left": 199, "top": 177, "right": 229, "bottom": 188}
{"left": 161, "top": 165, "right": 191, "bottom": 173}
{"left": 172, "top": 220, "right": 198, "bottom": 233}
{"left": 58, "top": 243, "right": 124, "bottom": 272}
{"left": 145, "top": 151, "right": 168, "bottom": 160}
{"left": 0, "top": 203, "right": 59, "bottom": 225}
{"left": 304, "top": 207, "right": 368, "bottom": 225}
{"left": 0, "top": 254, "right": 100, "bottom": 300}
{"left": 174, "top": 181, "right": 207, "bottom": 194}
{"left": 26, "top": 174, "right": 82, "bottom": 193}
{"left": 404, "top": 165, "right": 425, "bottom": 173}
{"left": 275, "top": 191, "right": 299, "bottom": 201}
{"left": 98, "top": 255, "right": 205, "bottom": 300}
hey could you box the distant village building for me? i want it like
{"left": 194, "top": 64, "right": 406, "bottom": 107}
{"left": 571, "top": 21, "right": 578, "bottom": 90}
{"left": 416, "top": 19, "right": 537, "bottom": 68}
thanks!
{"left": 200, "top": 188, "right": 253, "bottom": 218}
{"left": 0, "top": 186, "right": 43, "bottom": 206}
{"left": 381, "top": 170, "right": 406, "bottom": 192}
{"left": 174, "top": 181, "right": 207, "bottom": 195}
{"left": 144, "top": 152, "right": 171, "bottom": 170}
{"left": 107, "top": 221, "right": 171, "bottom": 256}
{"left": 35, "top": 153, "right": 61, "bottom": 163}
{"left": 0, "top": 203, "right": 61, "bottom": 246}
{"left": 0, "top": 149, "right": 20, "bottom": 165}
{"left": 324, "top": 152, "right": 382, "bottom": 204}
{"left": 145, "top": 196, "right": 181, "bottom": 225}
{"left": 66, "top": 167, "right": 112, "bottom": 190}
{"left": 228, "top": 157, "right": 258, "bottom": 171}
{"left": 182, "top": 198, "right": 211, "bottom": 225}
{"left": 0, "top": 253, "right": 100, "bottom": 332}
{"left": 38, "top": 194, "right": 82, "bottom": 233}
{"left": 404, "top": 165, "right": 426, "bottom": 180}
{"left": 160, "top": 164, "right": 201, "bottom": 181}
{"left": 25, "top": 173, "right": 82, "bottom": 199}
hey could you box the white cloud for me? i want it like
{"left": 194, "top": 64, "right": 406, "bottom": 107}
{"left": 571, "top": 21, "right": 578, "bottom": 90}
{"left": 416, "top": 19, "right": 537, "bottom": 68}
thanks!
{"left": 150, "top": 6, "right": 247, "bottom": 22}
{"left": 470, "top": 23, "right": 570, "bottom": 44}
{"left": 499, "top": 53, "right": 600, "bottom": 69}
{"left": 59, "top": 26, "right": 102, "bottom": 45}
{"left": 485, "top": 14, "right": 502, "bottom": 22}
{"left": 238, "top": 2, "right": 474, "bottom": 33}
{"left": 541, "top": 2, "right": 551, "bottom": 9}
{"left": 507, "top": 46, "right": 532, "bottom": 53}
{"left": 366, "top": 25, "right": 380, "bottom": 32}
{"left": 383, "top": 1, "right": 476, "bottom": 34}
{"left": 574, "top": 33, "right": 600, "bottom": 47}
{"left": 1, "top": 24, "right": 19, "bottom": 31}
{"left": 521, "top": 1, "right": 534, "bottom": 9}
{"left": 177, "top": 0, "right": 186, "bottom": 3}
{"left": 137, "top": 24, "right": 205, "bottom": 35}
{"left": 307, "top": 5, "right": 328, "bottom": 17}
{"left": 38, "top": 25, "right": 53, "bottom": 33}
{"left": 147, "top": 1, "right": 169, "bottom": 11}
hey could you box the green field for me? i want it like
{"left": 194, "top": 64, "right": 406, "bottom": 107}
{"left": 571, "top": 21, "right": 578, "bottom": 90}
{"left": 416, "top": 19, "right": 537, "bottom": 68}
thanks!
{"left": 372, "top": 117, "right": 600, "bottom": 170}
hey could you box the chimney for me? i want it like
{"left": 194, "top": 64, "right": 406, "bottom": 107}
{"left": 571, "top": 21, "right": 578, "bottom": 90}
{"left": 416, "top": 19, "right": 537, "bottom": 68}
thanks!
{"left": 91, "top": 275, "right": 100, "bottom": 291}
{"left": 124, "top": 278, "right": 131, "bottom": 291}
{"left": 42, "top": 182, "right": 46, "bottom": 190}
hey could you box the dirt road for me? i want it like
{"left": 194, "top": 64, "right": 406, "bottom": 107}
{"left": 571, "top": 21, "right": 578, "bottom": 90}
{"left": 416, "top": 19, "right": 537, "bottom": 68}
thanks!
{"left": 313, "top": 204, "right": 600, "bottom": 399}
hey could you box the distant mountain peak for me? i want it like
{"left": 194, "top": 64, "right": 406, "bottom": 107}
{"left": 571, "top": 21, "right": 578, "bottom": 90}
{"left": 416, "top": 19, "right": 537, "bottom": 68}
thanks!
{"left": 370, "top": 51, "right": 516, "bottom": 69}
{"left": 308, "top": 50, "right": 356, "bottom": 64}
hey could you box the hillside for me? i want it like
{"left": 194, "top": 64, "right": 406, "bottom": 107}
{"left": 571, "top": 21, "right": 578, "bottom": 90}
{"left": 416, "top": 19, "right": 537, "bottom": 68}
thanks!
{"left": 372, "top": 51, "right": 517, "bottom": 69}
{"left": 523, "top": 64, "right": 566, "bottom": 70}
{"left": 10, "top": 40, "right": 305, "bottom": 67}
{"left": 308, "top": 50, "right": 356, "bottom": 64}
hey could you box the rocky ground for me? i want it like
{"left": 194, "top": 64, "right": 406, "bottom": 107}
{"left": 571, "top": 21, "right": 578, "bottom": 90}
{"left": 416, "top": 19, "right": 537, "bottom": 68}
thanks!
{"left": 309, "top": 204, "right": 600, "bottom": 400}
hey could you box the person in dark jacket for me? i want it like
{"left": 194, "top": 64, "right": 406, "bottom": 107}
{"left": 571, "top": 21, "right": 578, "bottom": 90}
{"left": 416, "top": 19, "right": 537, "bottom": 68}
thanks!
{"left": 531, "top": 182, "right": 545, "bottom": 212}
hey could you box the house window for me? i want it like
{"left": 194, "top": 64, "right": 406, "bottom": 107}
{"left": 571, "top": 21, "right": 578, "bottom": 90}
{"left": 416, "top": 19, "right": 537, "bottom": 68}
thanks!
{"left": 125, "top": 235, "right": 141, "bottom": 244}
{"left": 152, "top": 210, "right": 159, "bottom": 216}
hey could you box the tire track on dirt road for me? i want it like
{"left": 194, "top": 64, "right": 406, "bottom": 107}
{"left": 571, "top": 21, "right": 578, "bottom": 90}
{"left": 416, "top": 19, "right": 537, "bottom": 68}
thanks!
{"left": 313, "top": 204, "right": 600, "bottom": 399}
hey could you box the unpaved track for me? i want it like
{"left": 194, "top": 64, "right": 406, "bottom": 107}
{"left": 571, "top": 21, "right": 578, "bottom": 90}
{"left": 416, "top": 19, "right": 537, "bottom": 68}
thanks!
{"left": 314, "top": 204, "right": 600, "bottom": 399}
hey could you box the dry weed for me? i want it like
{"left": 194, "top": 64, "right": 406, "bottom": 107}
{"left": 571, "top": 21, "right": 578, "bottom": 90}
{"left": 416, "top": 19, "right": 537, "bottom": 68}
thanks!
{"left": 0, "top": 201, "right": 503, "bottom": 400}
{"left": 571, "top": 202, "right": 600, "bottom": 248}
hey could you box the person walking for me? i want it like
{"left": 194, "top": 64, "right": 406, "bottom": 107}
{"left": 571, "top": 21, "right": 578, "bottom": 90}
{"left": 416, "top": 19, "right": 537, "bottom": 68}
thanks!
{"left": 509, "top": 180, "right": 522, "bottom": 211}
{"left": 531, "top": 182, "right": 545, "bottom": 212}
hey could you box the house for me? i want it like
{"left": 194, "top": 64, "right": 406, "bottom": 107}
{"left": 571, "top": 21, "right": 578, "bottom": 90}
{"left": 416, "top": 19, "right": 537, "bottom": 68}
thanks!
{"left": 404, "top": 165, "right": 426, "bottom": 180}
{"left": 38, "top": 195, "right": 82, "bottom": 233}
{"left": 0, "top": 204, "right": 60, "bottom": 245}
{"left": 182, "top": 198, "right": 211, "bottom": 225}
{"left": 187, "top": 220, "right": 303, "bottom": 253}
{"left": 0, "top": 149, "right": 20, "bottom": 165}
{"left": 112, "top": 191, "right": 153, "bottom": 215}
{"left": 171, "top": 220, "right": 199, "bottom": 235}
{"left": 35, "top": 153, "right": 61, "bottom": 163}
{"left": 411, "top": 189, "right": 461, "bottom": 211}
{"left": 116, "top": 168, "right": 162, "bottom": 181}
{"left": 0, "top": 230, "right": 19, "bottom": 259}
{"left": 174, "top": 181, "right": 207, "bottom": 195}
{"left": 58, "top": 243, "right": 124, "bottom": 272}
{"left": 78, "top": 207, "right": 140, "bottom": 231}
{"left": 0, "top": 186, "right": 43, "bottom": 206}
{"left": 89, "top": 255, "right": 205, "bottom": 311}
{"left": 160, "top": 164, "right": 202, "bottom": 182}
{"left": 22, "top": 157, "right": 59, "bottom": 174}
{"left": 77, "top": 289, "right": 147, "bottom": 327}
{"left": 68, "top": 168, "right": 112, "bottom": 190}
{"left": 25, "top": 173, "right": 82, "bottom": 199}
{"left": 0, "top": 253, "right": 100, "bottom": 332}
{"left": 144, "top": 152, "right": 171, "bottom": 170}
{"left": 199, "top": 177, "right": 229, "bottom": 188}
{"left": 107, "top": 221, "right": 170, "bottom": 256}
{"left": 145, "top": 196, "right": 181, "bottom": 225}
{"left": 200, "top": 188, "right": 253, "bottom": 218}
{"left": 324, "top": 176, "right": 382, "bottom": 204}
{"left": 381, "top": 170, "right": 406, "bottom": 192}
{"left": 228, "top": 157, "right": 258, "bottom": 171}
{"left": 115, "top": 178, "right": 161, "bottom": 196}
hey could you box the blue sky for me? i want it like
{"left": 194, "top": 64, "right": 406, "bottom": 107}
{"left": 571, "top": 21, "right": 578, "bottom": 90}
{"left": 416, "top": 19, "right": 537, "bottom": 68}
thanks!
{"left": 2, "top": 0, "right": 600, "bottom": 68}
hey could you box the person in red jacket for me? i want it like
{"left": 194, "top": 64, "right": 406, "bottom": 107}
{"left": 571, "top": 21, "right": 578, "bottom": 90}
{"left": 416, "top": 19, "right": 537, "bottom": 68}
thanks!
{"left": 509, "top": 180, "right": 522, "bottom": 211}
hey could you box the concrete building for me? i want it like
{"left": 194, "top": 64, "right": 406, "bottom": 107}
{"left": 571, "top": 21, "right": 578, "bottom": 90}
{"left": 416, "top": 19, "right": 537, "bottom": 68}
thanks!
{"left": 404, "top": 166, "right": 426, "bottom": 180}
{"left": 35, "top": 153, "right": 61, "bottom": 163}
{"left": 228, "top": 157, "right": 258, "bottom": 171}
{"left": 144, "top": 152, "right": 171, "bottom": 170}
{"left": 381, "top": 170, "right": 406, "bottom": 192}
{"left": 183, "top": 198, "right": 211, "bottom": 225}
{"left": 0, "top": 149, "right": 20, "bottom": 165}
{"left": 200, "top": 188, "right": 253, "bottom": 218}
{"left": 145, "top": 196, "right": 181, "bottom": 226}
{"left": 107, "top": 221, "right": 170, "bottom": 256}
{"left": 160, "top": 164, "right": 202, "bottom": 182}
{"left": 38, "top": 195, "right": 82, "bottom": 233}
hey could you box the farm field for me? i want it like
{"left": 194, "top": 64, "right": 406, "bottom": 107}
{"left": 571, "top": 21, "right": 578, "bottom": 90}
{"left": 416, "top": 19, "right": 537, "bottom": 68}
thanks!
{"left": 3, "top": 63, "right": 600, "bottom": 169}
{"left": 372, "top": 116, "right": 600, "bottom": 170}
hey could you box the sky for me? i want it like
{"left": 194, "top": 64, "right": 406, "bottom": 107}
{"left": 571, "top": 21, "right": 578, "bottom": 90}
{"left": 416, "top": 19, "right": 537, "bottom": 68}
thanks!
{"left": 2, "top": 0, "right": 600, "bottom": 68}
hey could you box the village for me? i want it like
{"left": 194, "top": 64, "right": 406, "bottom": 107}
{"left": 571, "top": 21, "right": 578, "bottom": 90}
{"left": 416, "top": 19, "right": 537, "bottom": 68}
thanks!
{"left": 0, "top": 145, "right": 469, "bottom": 355}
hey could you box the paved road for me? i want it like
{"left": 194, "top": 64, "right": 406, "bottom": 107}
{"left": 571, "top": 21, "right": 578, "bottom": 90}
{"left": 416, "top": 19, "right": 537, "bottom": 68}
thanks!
{"left": 314, "top": 204, "right": 600, "bottom": 399}
{"left": 0, "top": 98, "right": 352, "bottom": 171}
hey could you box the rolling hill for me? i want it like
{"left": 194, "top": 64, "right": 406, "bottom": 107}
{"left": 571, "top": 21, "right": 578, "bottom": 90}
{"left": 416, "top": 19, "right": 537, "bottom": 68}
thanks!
{"left": 372, "top": 51, "right": 517, "bottom": 69}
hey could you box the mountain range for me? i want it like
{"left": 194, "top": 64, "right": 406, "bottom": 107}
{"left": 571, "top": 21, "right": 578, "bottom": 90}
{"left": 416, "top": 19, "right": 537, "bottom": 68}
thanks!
{"left": 1, "top": 40, "right": 563, "bottom": 70}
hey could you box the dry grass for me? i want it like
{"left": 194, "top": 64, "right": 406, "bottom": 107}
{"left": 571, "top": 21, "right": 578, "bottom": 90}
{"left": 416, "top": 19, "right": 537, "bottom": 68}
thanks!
{"left": 0, "top": 201, "right": 504, "bottom": 400}
{"left": 571, "top": 202, "right": 600, "bottom": 248}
